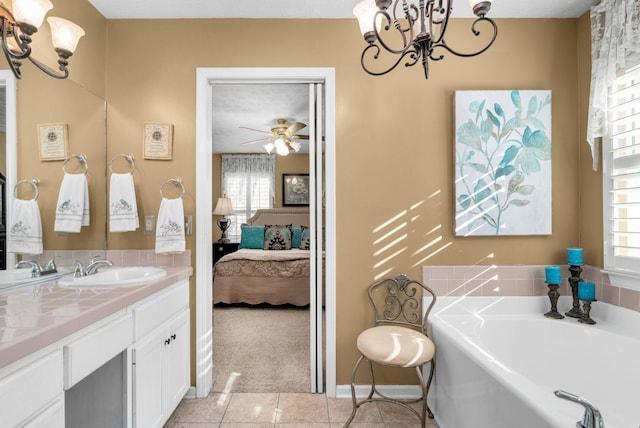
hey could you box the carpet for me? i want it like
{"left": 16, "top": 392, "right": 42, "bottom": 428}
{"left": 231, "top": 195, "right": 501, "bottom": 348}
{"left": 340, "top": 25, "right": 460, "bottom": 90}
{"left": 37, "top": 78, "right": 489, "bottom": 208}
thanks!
{"left": 212, "top": 305, "right": 311, "bottom": 393}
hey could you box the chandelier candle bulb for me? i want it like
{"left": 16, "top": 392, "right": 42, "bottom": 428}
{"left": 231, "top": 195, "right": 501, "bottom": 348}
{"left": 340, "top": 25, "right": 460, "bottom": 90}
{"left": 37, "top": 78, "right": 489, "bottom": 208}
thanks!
{"left": 544, "top": 266, "right": 561, "bottom": 284}
{"left": 567, "top": 247, "right": 583, "bottom": 266}
{"left": 578, "top": 282, "right": 596, "bottom": 302}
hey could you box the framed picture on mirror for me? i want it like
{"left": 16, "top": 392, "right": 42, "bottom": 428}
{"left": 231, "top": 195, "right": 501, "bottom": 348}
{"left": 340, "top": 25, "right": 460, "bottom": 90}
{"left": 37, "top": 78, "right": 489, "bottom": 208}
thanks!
{"left": 143, "top": 123, "right": 173, "bottom": 160}
{"left": 283, "top": 173, "right": 310, "bottom": 206}
{"left": 38, "top": 123, "right": 68, "bottom": 161}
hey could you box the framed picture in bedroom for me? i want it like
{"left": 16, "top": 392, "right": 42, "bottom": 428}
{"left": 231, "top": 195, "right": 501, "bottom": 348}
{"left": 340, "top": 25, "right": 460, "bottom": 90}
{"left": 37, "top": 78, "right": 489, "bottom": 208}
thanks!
{"left": 283, "top": 173, "right": 310, "bottom": 206}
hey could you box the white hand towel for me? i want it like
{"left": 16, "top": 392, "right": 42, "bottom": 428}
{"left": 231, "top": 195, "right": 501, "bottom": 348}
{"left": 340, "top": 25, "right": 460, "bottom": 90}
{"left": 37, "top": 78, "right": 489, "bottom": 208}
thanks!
{"left": 155, "top": 197, "right": 185, "bottom": 254}
{"left": 7, "top": 198, "right": 43, "bottom": 255}
{"left": 109, "top": 173, "right": 139, "bottom": 232}
{"left": 54, "top": 173, "right": 90, "bottom": 233}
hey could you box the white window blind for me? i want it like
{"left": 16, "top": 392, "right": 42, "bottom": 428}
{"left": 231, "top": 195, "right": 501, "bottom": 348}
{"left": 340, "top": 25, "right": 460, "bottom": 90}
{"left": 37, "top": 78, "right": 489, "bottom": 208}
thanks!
{"left": 221, "top": 154, "right": 275, "bottom": 241}
{"left": 605, "top": 64, "right": 640, "bottom": 276}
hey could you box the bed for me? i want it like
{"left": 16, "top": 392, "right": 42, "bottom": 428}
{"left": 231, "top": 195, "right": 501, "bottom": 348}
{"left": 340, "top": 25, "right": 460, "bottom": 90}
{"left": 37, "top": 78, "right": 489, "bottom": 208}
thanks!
{"left": 213, "top": 207, "right": 312, "bottom": 306}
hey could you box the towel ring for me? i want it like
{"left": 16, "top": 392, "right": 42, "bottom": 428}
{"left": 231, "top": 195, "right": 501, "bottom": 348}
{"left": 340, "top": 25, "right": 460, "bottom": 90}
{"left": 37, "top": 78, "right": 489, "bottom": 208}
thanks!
{"left": 14, "top": 178, "right": 40, "bottom": 200}
{"left": 63, "top": 154, "right": 89, "bottom": 175}
{"left": 109, "top": 153, "right": 135, "bottom": 174}
{"left": 160, "top": 177, "right": 185, "bottom": 199}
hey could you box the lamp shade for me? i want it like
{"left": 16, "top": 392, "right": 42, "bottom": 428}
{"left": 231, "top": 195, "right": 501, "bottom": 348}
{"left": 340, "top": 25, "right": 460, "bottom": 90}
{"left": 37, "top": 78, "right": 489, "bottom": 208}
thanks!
{"left": 13, "top": 0, "right": 52, "bottom": 28}
{"left": 353, "top": 0, "right": 380, "bottom": 37}
{"left": 47, "top": 16, "right": 85, "bottom": 53}
{"left": 213, "top": 196, "right": 235, "bottom": 216}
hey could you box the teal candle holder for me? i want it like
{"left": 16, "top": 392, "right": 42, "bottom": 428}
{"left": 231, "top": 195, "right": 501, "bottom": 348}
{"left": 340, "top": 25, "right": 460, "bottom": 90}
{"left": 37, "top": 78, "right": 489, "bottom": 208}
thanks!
{"left": 544, "top": 282, "right": 564, "bottom": 319}
{"left": 578, "top": 299, "right": 597, "bottom": 325}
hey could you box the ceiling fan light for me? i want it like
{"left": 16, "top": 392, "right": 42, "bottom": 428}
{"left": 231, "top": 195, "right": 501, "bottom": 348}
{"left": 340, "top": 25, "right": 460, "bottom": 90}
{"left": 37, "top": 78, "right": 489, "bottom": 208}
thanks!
{"left": 13, "top": 0, "right": 52, "bottom": 29}
{"left": 290, "top": 141, "right": 302, "bottom": 152}
{"left": 264, "top": 142, "right": 275, "bottom": 154}
{"left": 276, "top": 145, "right": 289, "bottom": 156}
{"left": 274, "top": 138, "right": 287, "bottom": 151}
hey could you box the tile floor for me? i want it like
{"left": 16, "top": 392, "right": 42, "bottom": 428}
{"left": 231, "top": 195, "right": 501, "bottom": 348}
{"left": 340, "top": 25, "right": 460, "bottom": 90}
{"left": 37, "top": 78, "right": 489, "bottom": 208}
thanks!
{"left": 165, "top": 393, "right": 440, "bottom": 427}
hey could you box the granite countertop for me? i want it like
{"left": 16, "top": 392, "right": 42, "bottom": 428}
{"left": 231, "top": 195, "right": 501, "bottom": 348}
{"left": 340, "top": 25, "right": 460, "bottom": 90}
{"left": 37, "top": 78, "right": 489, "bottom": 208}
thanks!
{"left": 0, "top": 266, "right": 193, "bottom": 369}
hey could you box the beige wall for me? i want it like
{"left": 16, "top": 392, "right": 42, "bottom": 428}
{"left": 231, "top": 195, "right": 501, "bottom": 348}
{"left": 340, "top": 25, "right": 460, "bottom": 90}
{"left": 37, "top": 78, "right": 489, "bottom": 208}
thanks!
{"left": 2, "top": 5, "right": 603, "bottom": 386}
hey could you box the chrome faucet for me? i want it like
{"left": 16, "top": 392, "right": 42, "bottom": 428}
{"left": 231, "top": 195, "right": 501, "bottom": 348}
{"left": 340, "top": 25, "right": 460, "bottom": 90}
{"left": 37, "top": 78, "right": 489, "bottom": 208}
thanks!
{"left": 15, "top": 260, "right": 42, "bottom": 277}
{"left": 73, "top": 257, "right": 113, "bottom": 277}
{"left": 555, "top": 390, "right": 605, "bottom": 428}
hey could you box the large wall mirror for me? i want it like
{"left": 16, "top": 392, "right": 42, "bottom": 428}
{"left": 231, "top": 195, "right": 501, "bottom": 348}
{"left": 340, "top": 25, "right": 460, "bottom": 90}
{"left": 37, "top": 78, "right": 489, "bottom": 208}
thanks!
{"left": 3, "top": 66, "right": 107, "bottom": 269}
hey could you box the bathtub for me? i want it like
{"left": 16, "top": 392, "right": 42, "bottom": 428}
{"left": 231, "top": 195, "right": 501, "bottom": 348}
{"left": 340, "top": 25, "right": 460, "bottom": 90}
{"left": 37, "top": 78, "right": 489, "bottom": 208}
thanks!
{"left": 428, "top": 296, "right": 640, "bottom": 428}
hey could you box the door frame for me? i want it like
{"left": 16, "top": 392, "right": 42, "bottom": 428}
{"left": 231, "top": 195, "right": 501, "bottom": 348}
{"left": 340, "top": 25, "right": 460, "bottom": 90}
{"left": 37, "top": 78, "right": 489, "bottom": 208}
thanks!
{"left": 194, "top": 67, "right": 336, "bottom": 397}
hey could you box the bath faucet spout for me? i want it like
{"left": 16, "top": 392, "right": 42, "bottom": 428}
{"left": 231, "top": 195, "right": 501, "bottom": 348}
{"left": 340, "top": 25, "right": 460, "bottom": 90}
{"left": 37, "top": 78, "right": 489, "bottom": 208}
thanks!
{"left": 84, "top": 259, "right": 113, "bottom": 275}
{"left": 554, "top": 390, "right": 605, "bottom": 428}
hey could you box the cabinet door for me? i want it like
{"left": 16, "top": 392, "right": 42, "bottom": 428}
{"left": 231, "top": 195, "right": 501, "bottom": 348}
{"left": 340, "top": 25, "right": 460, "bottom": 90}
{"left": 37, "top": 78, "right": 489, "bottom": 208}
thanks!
{"left": 23, "top": 396, "right": 65, "bottom": 428}
{"left": 132, "top": 329, "right": 164, "bottom": 428}
{"left": 164, "top": 309, "right": 191, "bottom": 413}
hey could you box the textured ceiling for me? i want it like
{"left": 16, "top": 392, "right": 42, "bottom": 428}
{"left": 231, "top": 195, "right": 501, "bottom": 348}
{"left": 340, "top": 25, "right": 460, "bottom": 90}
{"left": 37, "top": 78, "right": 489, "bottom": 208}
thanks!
{"left": 87, "top": 0, "right": 596, "bottom": 19}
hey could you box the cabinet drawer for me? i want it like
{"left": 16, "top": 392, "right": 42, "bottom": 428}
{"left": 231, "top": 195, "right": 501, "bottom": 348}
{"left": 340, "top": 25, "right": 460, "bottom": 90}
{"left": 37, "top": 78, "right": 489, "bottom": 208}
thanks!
{"left": 134, "top": 280, "right": 189, "bottom": 341}
{"left": 0, "top": 350, "right": 63, "bottom": 427}
{"left": 64, "top": 312, "right": 133, "bottom": 389}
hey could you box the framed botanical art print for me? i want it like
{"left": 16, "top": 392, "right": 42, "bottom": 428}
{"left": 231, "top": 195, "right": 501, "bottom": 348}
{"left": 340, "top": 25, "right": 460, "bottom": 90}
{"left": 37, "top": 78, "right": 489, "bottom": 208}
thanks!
{"left": 38, "top": 123, "right": 68, "bottom": 161}
{"left": 454, "top": 90, "right": 552, "bottom": 236}
{"left": 143, "top": 123, "right": 173, "bottom": 160}
{"left": 283, "top": 173, "right": 310, "bottom": 206}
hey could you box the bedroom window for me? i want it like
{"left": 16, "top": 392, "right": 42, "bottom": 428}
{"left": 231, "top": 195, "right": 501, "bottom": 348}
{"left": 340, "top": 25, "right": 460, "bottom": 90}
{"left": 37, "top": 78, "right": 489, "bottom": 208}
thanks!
{"left": 221, "top": 154, "right": 275, "bottom": 241}
{"left": 604, "top": 64, "right": 640, "bottom": 284}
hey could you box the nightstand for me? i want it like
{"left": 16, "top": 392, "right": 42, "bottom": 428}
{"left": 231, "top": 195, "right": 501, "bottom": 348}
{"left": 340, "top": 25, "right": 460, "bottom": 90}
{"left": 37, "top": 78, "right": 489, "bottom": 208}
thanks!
{"left": 212, "top": 242, "right": 240, "bottom": 265}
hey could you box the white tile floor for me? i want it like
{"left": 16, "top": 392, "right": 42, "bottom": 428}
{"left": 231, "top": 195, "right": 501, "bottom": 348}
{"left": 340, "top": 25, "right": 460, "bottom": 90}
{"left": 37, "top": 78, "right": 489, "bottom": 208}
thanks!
{"left": 165, "top": 393, "right": 440, "bottom": 427}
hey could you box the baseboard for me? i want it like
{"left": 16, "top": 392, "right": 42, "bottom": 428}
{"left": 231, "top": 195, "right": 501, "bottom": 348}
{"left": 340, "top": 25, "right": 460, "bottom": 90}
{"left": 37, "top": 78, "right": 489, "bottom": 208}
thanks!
{"left": 335, "top": 384, "right": 422, "bottom": 399}
{"left": 183, "top": 386, "right": 197, "bottom": 399}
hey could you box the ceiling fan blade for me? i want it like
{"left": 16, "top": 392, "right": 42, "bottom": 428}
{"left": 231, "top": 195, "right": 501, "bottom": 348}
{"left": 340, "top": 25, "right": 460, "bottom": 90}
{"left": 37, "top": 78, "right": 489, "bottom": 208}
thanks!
{"left": 241, "top": 137, "right": 270, "bottom": 145}
{"left": 293, "top": 135, "right": 309, "bottom": 140}
{"left": 285, "top": 122, "right": 306, "bottom": 135}
{"left": 239, "top": 126, "right": 272, "bottom": 134}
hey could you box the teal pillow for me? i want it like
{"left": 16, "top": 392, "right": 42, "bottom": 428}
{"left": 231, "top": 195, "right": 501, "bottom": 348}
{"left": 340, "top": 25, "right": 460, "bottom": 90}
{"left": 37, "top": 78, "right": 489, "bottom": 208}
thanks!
{"left": 239, "top": 225, "right": 265, "bottom": 249}
{"left": 263, "top": 224, "right": 292, "bottom": 250}
{"left": 292, "top": 227, "right": 302, "bottom": 248}
{"left": 300, "top": 225, "right": 311, "bottom": 250}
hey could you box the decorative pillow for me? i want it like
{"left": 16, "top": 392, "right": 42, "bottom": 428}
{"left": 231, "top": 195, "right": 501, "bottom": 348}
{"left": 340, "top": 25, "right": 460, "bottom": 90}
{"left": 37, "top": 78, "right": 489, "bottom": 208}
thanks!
{"left": 263, "top": 224, "right": 293, "bottom": 250}
{"left": 300, "top": 225, "right": 311, "bottom": 250}
{"left": 239, "top": 225, "right": 265, "bottom": 249}
{"left": 292, "top": 227, "right": 302, "bottom": 248}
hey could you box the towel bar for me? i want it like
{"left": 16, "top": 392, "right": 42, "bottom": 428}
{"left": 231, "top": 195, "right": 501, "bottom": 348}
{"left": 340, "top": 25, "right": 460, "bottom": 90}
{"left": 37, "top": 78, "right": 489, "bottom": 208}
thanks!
{"left": 160, "top": 177, "right": 185, "bottom": 199}
{"left": 63, "top": 154, "right": 89, "bottom": 175}
{"left": 109, "top": 153, "right": 135, "bottom": 174}
{"left": 14, "top": 178, "right": 40, "bottom": 200}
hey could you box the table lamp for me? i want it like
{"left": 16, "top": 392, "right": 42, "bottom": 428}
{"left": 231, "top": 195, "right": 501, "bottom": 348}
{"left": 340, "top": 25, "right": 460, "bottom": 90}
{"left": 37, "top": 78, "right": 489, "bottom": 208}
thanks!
{"left": 213, "top": 194, "right": 234, "bottom": 242}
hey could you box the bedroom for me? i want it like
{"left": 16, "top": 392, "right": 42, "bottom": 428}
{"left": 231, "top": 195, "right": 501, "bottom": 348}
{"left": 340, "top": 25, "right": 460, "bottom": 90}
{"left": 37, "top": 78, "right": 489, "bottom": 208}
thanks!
{"left": 210, "top": 85, "right": 317, "bottom": 391}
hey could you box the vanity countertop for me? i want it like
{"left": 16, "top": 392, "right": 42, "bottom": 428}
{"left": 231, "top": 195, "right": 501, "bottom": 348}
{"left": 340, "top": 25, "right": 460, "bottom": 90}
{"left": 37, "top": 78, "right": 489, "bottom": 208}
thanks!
{"left": 0, "top": 266, "right": 193, "bottom": 369}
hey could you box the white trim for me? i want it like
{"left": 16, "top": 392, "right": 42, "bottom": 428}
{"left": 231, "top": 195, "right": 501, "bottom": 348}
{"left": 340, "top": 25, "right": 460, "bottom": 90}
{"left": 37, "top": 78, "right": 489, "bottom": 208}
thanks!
{"left": 195, "top": 67, "right": 337, "bottom": 398}
{"left": 335, "top": 384, "right": 422, "bottom": 399}
{"left": 602, "top": 269, "right": 640, "bottom": 291}
{"left": 1, "top": 71, "right": 17, "bottom": 269}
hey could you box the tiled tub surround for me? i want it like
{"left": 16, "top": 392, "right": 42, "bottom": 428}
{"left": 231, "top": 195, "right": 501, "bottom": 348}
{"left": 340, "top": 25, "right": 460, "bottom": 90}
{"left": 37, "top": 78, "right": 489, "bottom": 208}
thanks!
{"left": 429, "top": 296, "right": 640, "bottom": 428}
{"left": 423, "top": 264, "right": 640, "bottom": 312}
{"left": 27, "top": 249, "right": 192, "bottom": 270}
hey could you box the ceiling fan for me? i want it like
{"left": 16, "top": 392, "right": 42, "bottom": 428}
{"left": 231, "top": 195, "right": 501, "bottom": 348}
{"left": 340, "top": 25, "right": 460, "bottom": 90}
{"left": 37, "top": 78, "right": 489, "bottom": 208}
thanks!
{"left": 240, "top": 118, "right": 309, "bottom": 155}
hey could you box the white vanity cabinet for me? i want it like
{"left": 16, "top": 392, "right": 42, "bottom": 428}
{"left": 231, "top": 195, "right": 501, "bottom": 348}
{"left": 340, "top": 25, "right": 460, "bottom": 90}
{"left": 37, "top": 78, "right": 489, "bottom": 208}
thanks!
{"left": 131, "top": 280, "right": 190, "bottom": 428}
{"left": 0, "top": 350, "right": 65, "bottom": 428}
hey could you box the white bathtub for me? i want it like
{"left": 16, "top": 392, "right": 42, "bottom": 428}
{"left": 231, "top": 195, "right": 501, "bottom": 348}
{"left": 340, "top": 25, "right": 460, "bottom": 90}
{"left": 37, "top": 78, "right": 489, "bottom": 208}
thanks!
{"left": 428, "top": 296, "right": 640, "bottom": 428}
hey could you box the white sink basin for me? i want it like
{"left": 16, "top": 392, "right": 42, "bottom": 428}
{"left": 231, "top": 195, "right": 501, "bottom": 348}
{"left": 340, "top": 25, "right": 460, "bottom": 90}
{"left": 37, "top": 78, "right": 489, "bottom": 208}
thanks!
{"left": 58, "top": 267, "right": 167, "bottom": 288}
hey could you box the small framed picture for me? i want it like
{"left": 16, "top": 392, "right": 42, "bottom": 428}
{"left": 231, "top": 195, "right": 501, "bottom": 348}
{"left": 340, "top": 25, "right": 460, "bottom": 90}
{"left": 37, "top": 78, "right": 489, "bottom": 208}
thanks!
{"left": 38, "top": 123, "right": 68, "bottom": 161}
{"left": 143, "top": 123, "right": 173, "bottom": 160}
{"left": 283, "top": 173, "right": 310, "bottom": 206}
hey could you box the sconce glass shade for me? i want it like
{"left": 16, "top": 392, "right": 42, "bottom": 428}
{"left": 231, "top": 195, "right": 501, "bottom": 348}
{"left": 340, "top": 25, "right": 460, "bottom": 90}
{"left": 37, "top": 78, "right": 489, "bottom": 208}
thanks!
{"left": 213, "top": 196, "right": 235, "bottom": 216}
{"left": 353, "top": 0, "right": 379, "bottom": 38}
{"left": 264, "top": 142, "right": 275, "bottom": 154}
{"left": 12, "top": 0, "right": 52, "bottom": 28}
{"left": 469, "top": 0, "right": 493, "bottom": 16}
{"left": 47, "top": 16, "right": 85, "bottom": 53}
{"left": 289, "top": 141, "right": 302, "bottom": 152}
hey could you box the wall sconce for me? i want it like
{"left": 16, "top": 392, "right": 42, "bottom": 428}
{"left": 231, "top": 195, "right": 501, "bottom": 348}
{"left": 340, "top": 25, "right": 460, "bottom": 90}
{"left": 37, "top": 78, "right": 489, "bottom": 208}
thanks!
{"left": 0, "top": 0, "right": 85, "bottom": 79}
{"left": 213, "top": 194, "right": 235, "bottom": 243}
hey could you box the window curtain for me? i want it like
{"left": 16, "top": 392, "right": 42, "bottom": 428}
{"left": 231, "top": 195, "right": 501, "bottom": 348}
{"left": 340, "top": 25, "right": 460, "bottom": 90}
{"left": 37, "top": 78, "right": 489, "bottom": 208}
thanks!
{"left": 221, "top": 154, "right": 275, "bottom": 237}
{"left": 588, "top": 0, "right": 640, "bottom": 171}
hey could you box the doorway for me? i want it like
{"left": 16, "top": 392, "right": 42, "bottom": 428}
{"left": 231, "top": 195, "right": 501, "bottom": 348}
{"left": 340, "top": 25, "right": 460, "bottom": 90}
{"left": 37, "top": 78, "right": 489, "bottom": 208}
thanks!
{"left": 194, "top": 67, "right": 336, "bottom": 398}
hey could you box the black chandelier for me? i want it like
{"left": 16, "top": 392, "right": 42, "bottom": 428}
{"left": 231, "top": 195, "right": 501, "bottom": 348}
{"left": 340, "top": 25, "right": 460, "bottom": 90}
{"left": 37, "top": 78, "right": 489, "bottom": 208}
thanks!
{"left": 353, "top": 0, "right": 497, "bottom": 79}
{"left": 0, "top": 0, "right": 84, "bottom": 79}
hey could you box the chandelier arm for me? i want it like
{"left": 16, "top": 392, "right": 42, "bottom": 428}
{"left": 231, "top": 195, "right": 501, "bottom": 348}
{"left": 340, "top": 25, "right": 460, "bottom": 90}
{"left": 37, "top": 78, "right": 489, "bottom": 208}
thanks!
{"left": 361, "top": 44, "right": 421, "bottom": 76}
{"left": 372, "top": 10, "right": 414, "bottom": 56}
{"left": 429, "top": 0, "right": 452, "bottom": 45}
{"left": 430, "top": 17, "right": 497, "bottom": 58}
{"left": 26, "top": 53, "right": 70, "bottom": 80}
